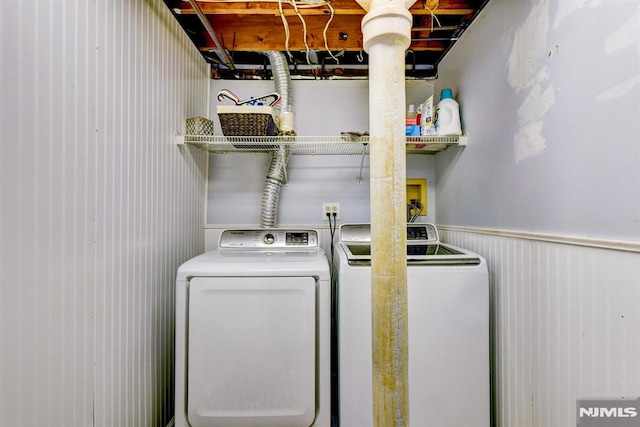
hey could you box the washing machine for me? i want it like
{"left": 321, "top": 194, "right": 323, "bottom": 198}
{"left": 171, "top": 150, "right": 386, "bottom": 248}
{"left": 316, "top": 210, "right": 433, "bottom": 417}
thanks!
{"left": 175, "top": 229, "right": 331, "bottom": 427}
{"left": 337, "top": 223, "right": 490, "bottom": 427}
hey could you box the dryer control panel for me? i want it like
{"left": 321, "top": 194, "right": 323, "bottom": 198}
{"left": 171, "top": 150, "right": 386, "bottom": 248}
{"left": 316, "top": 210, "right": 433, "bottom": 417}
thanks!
{"left": 219, "top": 229, "right": 319, "bottom": 248}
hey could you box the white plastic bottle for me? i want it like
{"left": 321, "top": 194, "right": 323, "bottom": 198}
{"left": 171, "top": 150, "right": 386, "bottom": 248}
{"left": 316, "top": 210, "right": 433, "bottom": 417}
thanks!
{"left": 435, "top": 88, "right": 462, "bottom": 136}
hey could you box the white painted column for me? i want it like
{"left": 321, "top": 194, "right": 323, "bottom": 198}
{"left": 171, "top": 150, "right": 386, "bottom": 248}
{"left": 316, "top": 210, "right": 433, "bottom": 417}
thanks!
{"left": 359, "top": 0, "right": 414, "bottom": 425}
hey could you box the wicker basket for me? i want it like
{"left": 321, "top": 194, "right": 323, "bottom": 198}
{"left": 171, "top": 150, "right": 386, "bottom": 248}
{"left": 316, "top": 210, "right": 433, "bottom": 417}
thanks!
{"left": 217, "top": 105, "right": 279, "bottom": 137}
{"left": 185, "top": 116, "right": 214, "bottom": 135}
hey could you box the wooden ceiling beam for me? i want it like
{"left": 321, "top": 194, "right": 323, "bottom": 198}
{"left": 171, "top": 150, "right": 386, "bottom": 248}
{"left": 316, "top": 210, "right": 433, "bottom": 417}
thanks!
{"left": 172, "top": 0, "right": 474, "bottom": 16}
{"left": 409, "top": 42, "right": 447, "bottom": 51}
{"left": 204, "top": 14, "right": 365, "bottom": 51}
{"left": 193, "top": 14, "right": 448, "bottom": 52}
{"left": 199, "top": 44, "right": 447, "bottom": 52}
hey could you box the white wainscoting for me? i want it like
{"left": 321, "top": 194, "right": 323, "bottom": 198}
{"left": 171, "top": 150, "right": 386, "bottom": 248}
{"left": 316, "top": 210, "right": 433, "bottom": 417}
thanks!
{"left": 439, "top": 226, "right": 640, "bottom": 427}
{"left": 0, "top": 1, "right": 209, "bottom": 426}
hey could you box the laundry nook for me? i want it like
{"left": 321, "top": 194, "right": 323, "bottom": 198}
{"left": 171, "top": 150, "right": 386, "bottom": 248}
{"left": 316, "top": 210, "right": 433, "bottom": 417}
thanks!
{"left": 2, "top": 1, "right": 639, "bottom": 427}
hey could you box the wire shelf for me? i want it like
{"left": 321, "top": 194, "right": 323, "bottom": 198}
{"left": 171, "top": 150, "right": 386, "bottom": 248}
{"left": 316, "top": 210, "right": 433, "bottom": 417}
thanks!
{"left": 181, "top": 135, "right": 466, "bottom": 155}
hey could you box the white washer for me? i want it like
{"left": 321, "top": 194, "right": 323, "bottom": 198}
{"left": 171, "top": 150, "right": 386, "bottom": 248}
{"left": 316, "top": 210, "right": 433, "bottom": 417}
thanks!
{"left": 175, "top": 229, "right": 331, "bottom": 427}
{"left": 337, "top": 223, "right": 490, "bottom": 427}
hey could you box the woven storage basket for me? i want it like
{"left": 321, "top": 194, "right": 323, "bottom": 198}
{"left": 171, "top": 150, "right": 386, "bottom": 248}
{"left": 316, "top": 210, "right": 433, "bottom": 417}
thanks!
{"left": 185, "top": 116, "right": 214, "bottom": 135}
{"left": 217, "top": 105, "right": 279, "bottom": 137}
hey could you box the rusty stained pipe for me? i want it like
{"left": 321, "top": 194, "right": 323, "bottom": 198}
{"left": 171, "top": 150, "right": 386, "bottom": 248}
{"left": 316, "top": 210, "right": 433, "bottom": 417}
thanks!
{"left": 359, "top": 0, "right": 415, "bottom": 425}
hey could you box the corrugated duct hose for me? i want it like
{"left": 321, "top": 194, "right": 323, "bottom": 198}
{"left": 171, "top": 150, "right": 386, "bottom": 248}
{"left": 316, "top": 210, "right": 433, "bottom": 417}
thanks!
{"left": 260, "top": 51, "right": 292, "bottom": 228}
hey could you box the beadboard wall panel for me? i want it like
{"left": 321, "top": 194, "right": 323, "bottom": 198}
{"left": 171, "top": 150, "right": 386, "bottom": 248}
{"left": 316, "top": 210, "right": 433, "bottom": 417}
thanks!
{"left": 440, "top": 228, "right": 640, "bottom": 427}
{"left": 0, "top": 1, "right": 209, "bottom": 426}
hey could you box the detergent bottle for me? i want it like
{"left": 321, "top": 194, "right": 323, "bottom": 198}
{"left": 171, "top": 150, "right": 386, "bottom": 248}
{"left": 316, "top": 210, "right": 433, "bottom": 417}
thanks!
{"left": 435, "top": 88, "right": 462, "bottom": 136}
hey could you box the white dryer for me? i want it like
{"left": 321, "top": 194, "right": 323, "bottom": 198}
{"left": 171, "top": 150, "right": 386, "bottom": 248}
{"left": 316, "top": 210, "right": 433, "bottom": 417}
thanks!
{"left": 337, "top": 223, "right": 490, "bottom": 427}
{"left": 175, "top": 229, "right": 331, "bottom": 427}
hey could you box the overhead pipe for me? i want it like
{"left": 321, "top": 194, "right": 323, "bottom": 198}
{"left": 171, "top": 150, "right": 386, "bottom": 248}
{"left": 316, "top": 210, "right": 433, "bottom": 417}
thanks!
{"left": 259, "top": 51, "right": 292, "bottom": 228}
{"left": 357, "top": 0, "right": 415, "bottom": 425}
{"left": 187, "top": 0, "right": 235, "bottom": 69}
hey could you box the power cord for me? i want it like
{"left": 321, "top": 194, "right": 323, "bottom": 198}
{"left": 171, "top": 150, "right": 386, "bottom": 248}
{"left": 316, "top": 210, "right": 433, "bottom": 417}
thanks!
{"left": 327, "top": 211, "right": 337, "bottom": 278}
{"left": 327, "top": 210, "right": 339, "bottom": 426}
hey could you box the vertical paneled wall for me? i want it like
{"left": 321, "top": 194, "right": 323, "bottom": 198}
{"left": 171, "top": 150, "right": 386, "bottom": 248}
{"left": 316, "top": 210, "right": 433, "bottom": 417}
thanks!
{"left": 441, "top": 229, "right": 640, "bottom": 427}
{"left": 0, "top": 1, "right": 209, "bottom": 426}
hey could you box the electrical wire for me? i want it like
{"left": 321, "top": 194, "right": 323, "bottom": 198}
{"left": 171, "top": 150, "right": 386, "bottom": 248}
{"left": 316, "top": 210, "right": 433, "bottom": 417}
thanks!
{"left": 328, "top": 212, "right": 337, "bottom": 279}
{"left": 327, "top": 210, "right": 340, "bottom": 427}
{"left": 423, "top": 1, "right": 442, "bottom": 33}
{"left": 289, "top": 0, "right": 312, "bottom": 65}
{"left": 278, "top": 0, "right": 294, "bottom": 60}
{"left": 323, "top": 3, "right": 340, "bottom": 63}
{"left": 274, "top": 0, "right": 337, "bottom": 66}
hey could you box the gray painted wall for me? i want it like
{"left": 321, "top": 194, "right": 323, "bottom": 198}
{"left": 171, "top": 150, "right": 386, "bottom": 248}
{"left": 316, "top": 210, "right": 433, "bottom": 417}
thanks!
{"left": 435, "top": 0, "right": 640, "bottom": 241}
{"left": 207, "top": 80, "right": 438, "bottom": 226}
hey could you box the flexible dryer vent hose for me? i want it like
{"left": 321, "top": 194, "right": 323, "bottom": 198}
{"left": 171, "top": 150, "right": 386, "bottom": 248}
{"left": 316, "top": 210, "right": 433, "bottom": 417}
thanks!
{"left": 260, "top": 51, "right": 292, "bottom": 228}
{"left": 260, "top": 150, "right": 290, "bottom": 228}
{"left": 262, "top": 51, "right": 292, "bottom": 115}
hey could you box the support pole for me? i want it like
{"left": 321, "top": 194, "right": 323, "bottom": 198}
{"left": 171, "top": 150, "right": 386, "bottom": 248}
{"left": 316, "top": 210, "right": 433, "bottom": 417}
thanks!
{"left": 358, "top": 1, "right": 415, "bottom": 425}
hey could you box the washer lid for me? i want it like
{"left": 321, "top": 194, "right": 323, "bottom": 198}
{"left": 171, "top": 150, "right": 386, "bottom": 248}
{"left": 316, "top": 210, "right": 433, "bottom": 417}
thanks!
{"left": 339, "top": 223, "right": 480, "bottom": 265}
{"left": 340, "top": 242, "right": 481, "bottom": 265}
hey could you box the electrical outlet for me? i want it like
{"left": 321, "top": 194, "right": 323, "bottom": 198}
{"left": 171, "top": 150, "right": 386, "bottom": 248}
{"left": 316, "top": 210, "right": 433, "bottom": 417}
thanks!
{"left": 322, "top": 202, "right": 341, "bottom": 221}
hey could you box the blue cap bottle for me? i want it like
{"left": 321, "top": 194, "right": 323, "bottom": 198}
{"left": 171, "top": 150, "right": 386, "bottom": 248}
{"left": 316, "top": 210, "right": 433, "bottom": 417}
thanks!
{"left": 435, "top": 88, "right": 462, "bottom": 136}
{"left": 440, "top": 88, "right": 454, "bottom": 100}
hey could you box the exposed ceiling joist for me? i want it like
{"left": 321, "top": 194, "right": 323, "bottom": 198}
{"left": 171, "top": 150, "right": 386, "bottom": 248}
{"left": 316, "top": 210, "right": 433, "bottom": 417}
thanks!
{"left": 173, "top": 2, "right": 475, "bottom": 16}
{"left": 163, "top": 0, "right": 489, "bottom": 79}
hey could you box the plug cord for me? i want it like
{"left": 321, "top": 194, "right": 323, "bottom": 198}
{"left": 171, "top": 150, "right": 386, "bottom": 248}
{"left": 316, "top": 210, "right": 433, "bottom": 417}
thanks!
{"left": 327, "top": 211, "right": 339, "bottom": 426}
{"left": 328, "top": 212, "right": 337, "bottom": 276}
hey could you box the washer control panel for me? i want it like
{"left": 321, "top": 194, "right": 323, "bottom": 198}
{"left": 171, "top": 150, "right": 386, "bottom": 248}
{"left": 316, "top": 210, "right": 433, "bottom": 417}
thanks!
{"left": 340, "top": 223, "right": 439, "bottom": 244}
{"left": 407, "top": 224, "right": 438, "bottom": 242}
{"left": 220, "top": 229, "right": 318, "bottom": 248}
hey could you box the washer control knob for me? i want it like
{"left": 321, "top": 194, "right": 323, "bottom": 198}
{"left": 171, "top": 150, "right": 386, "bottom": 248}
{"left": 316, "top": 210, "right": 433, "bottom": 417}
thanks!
{"left": 263, "top": 233, "right": 275, "bottom": 245}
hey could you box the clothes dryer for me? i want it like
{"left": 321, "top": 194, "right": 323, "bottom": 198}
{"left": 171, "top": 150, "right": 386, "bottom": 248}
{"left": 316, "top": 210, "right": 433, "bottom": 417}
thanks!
{"left": 175, "top": 229, "right": 331, "bottom": 427}
{"left": 337, "top": 223, "right": 490, "bottom": 427}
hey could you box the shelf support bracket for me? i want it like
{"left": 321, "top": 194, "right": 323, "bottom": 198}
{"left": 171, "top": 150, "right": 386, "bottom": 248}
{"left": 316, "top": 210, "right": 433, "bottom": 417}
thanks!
{"left": 357, "top": 143, "right": 368, "bottom": 185}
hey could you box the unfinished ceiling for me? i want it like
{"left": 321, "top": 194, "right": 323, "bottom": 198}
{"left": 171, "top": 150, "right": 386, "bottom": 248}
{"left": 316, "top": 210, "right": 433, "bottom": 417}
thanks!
{"left": 163, "top": 0, "right": 489, "bottom": 79}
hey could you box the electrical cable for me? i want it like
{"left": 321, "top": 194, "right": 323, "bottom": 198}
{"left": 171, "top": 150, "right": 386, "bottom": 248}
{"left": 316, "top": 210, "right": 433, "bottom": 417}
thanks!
{"left": 323, "top": 3, "right": 340, "bottom": 63}
{"left": 423, "top": 1, "right": 442, "bottom": 33}
{"left": 327, "top": 210, "right": 340, "bottom": 427}
{"left": 289, "top": 0, "right": 312, "bottom": 65}
{"left": 278, "top": 0, "right": 294, "bottom": 60}
{"left": 328, "top": 211, "right": 337, "bottom": 279}
{"left": 274, "top": 0, "right": 334, "bottom": 65}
